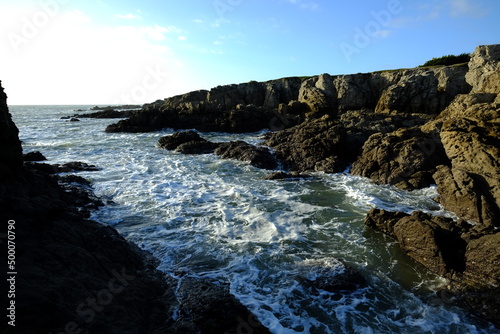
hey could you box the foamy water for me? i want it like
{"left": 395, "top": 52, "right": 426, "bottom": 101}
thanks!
{"left": 11, "top": 105, "right": 499, "bottom": 333}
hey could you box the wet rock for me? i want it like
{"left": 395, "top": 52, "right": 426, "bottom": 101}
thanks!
{"left": 365, "top": 209, "right": 470, "bottom": 277}
{"left": 23, "top": 151, "right": 47, "bottom": 161}
{"left": 351, "top": 128, "right": 448, "bottom": 190}
{"left": 70, "top": 117, "right": 80, "bottom": 122}
{"left": 264, "top": 171, "right": 310, "bottom": 180}
{"left": 296, "top": 258, "right": 367, "bottom": 292}
{"left": 434, "top": 165, "right": 500, "bottom": 228}
{"left": 158, "top": 130, "right": 218, "bottom": 154}
{"left": 365, "top": 208, "right": 500, "bottom": 327}
{"left": 76, "top": 109, "right": 134, "bottom": 119}
{"left": 215, "top": 141, "right": 278, "bottom": 170}
{"left": 177, "top": 278, "right": 272, "bottom": 334}
{"left": 266, "top": 115, "right": 352, "bottom": 173}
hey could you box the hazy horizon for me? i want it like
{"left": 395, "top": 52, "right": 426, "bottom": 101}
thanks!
{"left": 2, "top": 0, "right": 499, "bottom": 105}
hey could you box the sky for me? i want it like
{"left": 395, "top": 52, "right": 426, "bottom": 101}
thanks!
{"left": 1, "top": 0, "right": 499, "bottom": 105}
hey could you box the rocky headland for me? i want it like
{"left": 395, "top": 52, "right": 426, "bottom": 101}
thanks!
{"left": 107, "top": 44, "right": 500, "bottom": 326}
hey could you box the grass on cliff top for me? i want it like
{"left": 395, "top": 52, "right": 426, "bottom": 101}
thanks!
{"left": 418, "top": 53, "right": 471, "bottom": 68}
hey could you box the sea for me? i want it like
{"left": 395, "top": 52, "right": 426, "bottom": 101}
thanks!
{"left": 10, "top": 105, "right": 499, "bottom": 334}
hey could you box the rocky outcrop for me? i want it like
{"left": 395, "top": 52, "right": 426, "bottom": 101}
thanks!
{"left": 214, "top": 141, "right": 278, "bottom": 170}
{"left": 106, "top": 62, "right": 469, "bottom": 134}
{"left": 0, "top": 80, "right": 23, "bottom": 178}
{"left": 158, "top": 131, "right": 278, "bottom": 169}
{"left": 351, "top": 128, "right": 448, "bottom": 190}
{"left": 266, "top": 111, "right": 432, "bottom": 174}
{"left": 106, "top": 78, "right": 305, "bottom": 133}
{"left": 430, "top": 45, "right": 500, "bottom": 227}
{"left": 466, "top": 44, "right": 500, "bottom": 93}
{"left": 177, "top": 278, "right": 272, "bottom": 334}
{"left": 374, "top": 65, "right": 470, "bottom": 114}
{"left": 158, "top": 130, "right": 219, "bottom": 154}
{"left": 265, "top": 115, "right": 351, "bottom": 173}
{"left": 365, "top": 209, "right": 500, "bottom": 326}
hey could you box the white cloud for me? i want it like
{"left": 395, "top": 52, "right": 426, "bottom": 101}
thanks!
{"left": 116, "top": 13, "right": 139, "bottom": 20}
{"left": 285, "top": 0, "right": 319, "bottom": 11}
{"left": 449, "top": 0, "right": 489, "bottom": 17}
{"left": 0, "top": 8, "right": 195, "bottom": 104}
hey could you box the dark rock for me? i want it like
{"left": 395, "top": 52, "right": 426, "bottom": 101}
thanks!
{"left": 365, "top": 208, "right": 500, "bottom": 327}
{"left": 264, "top": 171, "right": 310, "bottom": 180}
{"left": 351, "top": 128, "right": 449, "bottom": 190}
{"left": 296, "top": 258, "right": 367, "bottom": 292}
{"left": 365, "top": 209, "right": 469, "bottom": 277}
{"left": 158, "top": 130, "right": 206, "bottom": 150}
{"left": 0, "top": 80, "right": 23, "bottom": 178}
{"left": 177, "top": 278, "right": 272, "bottom": 334}
{"left": 75, "top": 109, "right": 134, "bottom": 119}
{"left": 215, "top": 141, "right": 278, "bottom": 170}
{"left": 0, "top": 80, "right": 268, "bottom": 334}
{"left": 158, "top": 130, "right": 220, "bottom": 154}
{"left": 70, "top": 117, "right": 80, "bottom": 122}
{"left": 27, "top": 161, "right": 100, "bottom": 174}
{"left": 23, "top": 151, "right": 47, "bottom": 161}
{"left": 266, "top": 115, "right": 352, "bottom": 173}
{"left": 91, "top": 105, "right": 141, "bottom": 111}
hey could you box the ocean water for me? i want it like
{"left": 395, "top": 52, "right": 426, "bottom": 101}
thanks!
{"left": 10, "top": 105, "right": 499, "bottom": 334}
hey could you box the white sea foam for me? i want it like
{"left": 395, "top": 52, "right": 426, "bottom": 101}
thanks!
{"left": 10, "top": 105, "right": 500, "bottom": 334}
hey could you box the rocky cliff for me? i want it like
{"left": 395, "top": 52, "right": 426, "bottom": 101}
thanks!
{"left": 0, "top": 81, "right": 23, "bottom": 178}
{"left": 106, "top": 62, "right": 470, "bottom": 134}
{"left": 0, "top": 83, "right": 271, "bottom": 333}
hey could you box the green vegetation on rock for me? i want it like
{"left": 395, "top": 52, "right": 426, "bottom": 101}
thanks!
{"left": 419, "top": 53, "right": 471, "bottom": 67}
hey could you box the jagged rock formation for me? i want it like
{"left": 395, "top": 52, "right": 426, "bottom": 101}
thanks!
{"left": 106, "top": 63, "right": 470, "bottom": 134}
{"left": 158, "top": 130, "right": 278, "bottom": 169}
{"left": 365, "top": 209, "right": 500, "bottom": 327}
{"left": 432, "top": 45, "right": 500, "bottom": 227}
{"left": 0, "top": 82, "right": 270, "bottom": 334}
{"left": 350, "top": 128, "right": 448, "bottom": 190}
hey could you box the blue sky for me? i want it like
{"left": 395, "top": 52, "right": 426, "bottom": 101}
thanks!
{"left": 1, "top": 0, "right": 499, "bottom": 104}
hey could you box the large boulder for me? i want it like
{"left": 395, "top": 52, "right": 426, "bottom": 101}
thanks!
{"left": 266, "top": 115, "right": 352, "bottom": 173}
{"left": 433, "top": 116, "right": 500, "bottom": 228}
{"left": 466, "top": 44, "right": 500, "bottom": 93}
{"left": 177, "top": 278, "right": 271, "bottom": 334}
{"left": 215, "top": 141, "right": 278, "bottom": 170}
{"left": 365, "top": 209, "right": 469, "bottom": 277}
{"left": 365, "top": 208, "right": 500, "bottom": 327}
{"left": 158, "top": 130, "right": 219, "bottom": 154}
{"left": 351, "top": 128, "right": 448, "bottom": 190}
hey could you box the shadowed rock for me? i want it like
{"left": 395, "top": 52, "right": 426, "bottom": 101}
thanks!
{"left": 215, "top": 141, "right": 278, "bottom": 170}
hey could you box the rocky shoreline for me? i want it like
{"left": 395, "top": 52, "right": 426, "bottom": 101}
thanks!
{"left": 1, "top": 83, "right": 272, "bottom": 333}
{"left": 2, "top": 43, "right": 499, "bottom": 331}
{"left": 106, "top": 44, "right": 500, "bottom": 327}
